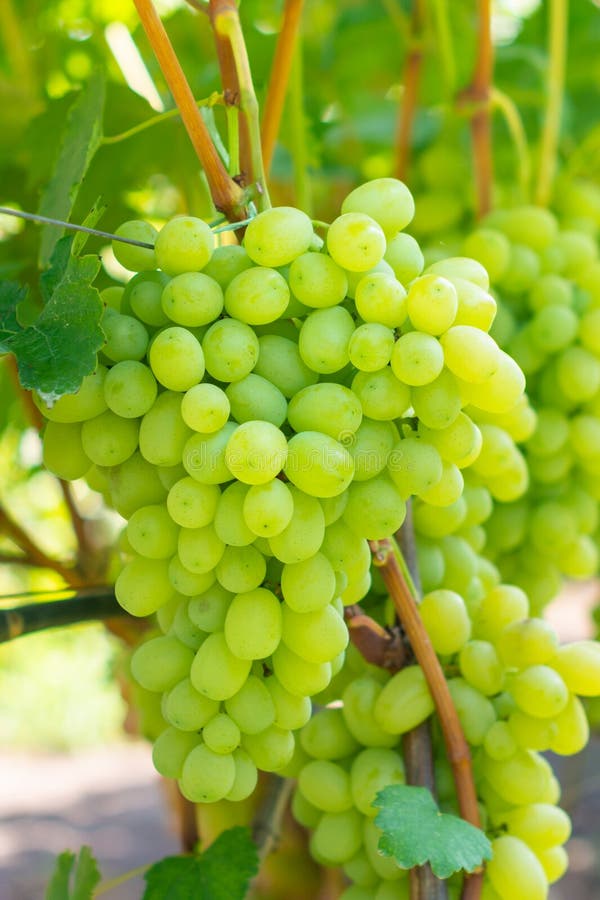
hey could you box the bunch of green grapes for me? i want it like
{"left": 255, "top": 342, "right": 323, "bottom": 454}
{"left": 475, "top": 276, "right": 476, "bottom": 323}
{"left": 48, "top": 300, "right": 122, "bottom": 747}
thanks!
{"left": 291, "top": 543, "right": 600, "bottom": 900}
{"left": 451, "top": 205, "right": 600, "bottom": 610}
{"left": 36, "top": 177, "right": 529, "bottom": 805}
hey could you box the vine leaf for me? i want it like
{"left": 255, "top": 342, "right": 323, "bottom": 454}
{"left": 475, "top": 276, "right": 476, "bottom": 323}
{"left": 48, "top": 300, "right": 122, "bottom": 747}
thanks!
{"left": 38, "top": 70, "right": 106, "bottom": 267}
{"left": 44, "top": 846, "right": 101, "bottom": 900}
{"left": 374, "top": 785, "right": 493, "bottom": 879}
{"left": 0, "top": 235, "right": 104, "bottom": 403}
{"left": 143, "top": 827, "right": 259, "bottom": 900}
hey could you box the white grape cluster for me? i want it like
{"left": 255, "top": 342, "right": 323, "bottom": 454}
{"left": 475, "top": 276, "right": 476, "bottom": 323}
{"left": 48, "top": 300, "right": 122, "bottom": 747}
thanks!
{"left": 455, "top": 206, "right": 600, "bottom": 610}
{"left": 37, "top": 177, "right": 531, "bottom": 805}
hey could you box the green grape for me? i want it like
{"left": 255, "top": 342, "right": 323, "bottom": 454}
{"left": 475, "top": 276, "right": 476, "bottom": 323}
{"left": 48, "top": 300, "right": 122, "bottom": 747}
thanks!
{"left": 570, "top": 413, "right": 600, "bottom": 459}
{"left": 202, "top": 244, "right": 254, "bottom": 289}
{"left": 362, "top": 817, "right": 405, "bottom": 880}
{"left": 100, "top": 285, "right": 124, "bottom": 311}
{"left": 579, "top": 307, "right": 600, "bottom": 354}
{"left": 167, "top": 477, "right": 220, "bottom": 529}
{"left": 427, "top": 256, "right": 490, "bottom": 290}
{"left": 414, "top": 496, "right": 467, "bottom": 538}
{"left": 501, "top": 244, "right": 542, "bottom": 294}
{"left": 342, "top": 475, "right": 406, "bottom": 540}
{"left": 152, "top": 728, "right": 201, "bottom": 779}
{"left": 188, "top": 583, "right": 232, "bottom": 632}
{"left": 499, "top": 803, "right": 571, "bottom": 852}
{"left": 354, "top": 272, "right": 408, "bottom": 328}
{"left": 225, "top": 374, "right": 287, "bottom": 427}
{"left": 179, "top": 743, "right": 236, "bottom": 802}
{"left": 488, "top": 206, "right": 559, "bottom": 252}
{"left": 183, "top": 422, "right": 237, "bottom": 484}
{"left": 483, "top": 721, "right": 517, "bottom": 761}
{"left": 420, "top": 412, "right": 482, "bottom": 468}
{"left": 526, "top": 408, "right": 569, "bottom": 457}
{"left": 327, "top": 212, "right": 386, "bottom": 271}
{"left": 224, "top": 587, "right": 282, "bottom": 659}
{"left": 224, "top": 266, "right": 290, "bottom": 325}
{"left": 223, "top": 420, "right": 287, "bottom": 485}
{"left": 164, "top": 678, "right": 219, "bottom": 731}
{"left": 242, "top": 478, "right": 294, "bottom": 537}
{"left": 556, "top": 346, "right": 600, "bottom": 402}
{"left": 474, "top": 584, "right": 529, "bottom": 641}
{"left": 149, "top": 326, "right": 205, "bottom": 392}
{"left": 529, "top": 304, "right": 578, "bottom": 352}
{"left": 348, "top": 323, "right": 395, "bottom": 371}
{"left": 352, "top": 367, "right": 411, "bottom": 420}
{"left": 213, "top": 482, "right": 254, "bottom": 545}
{"left": 459, "top": 640, "right": 504, "bottom": 696}
{"left": 299, "top": 759, "right": 353, "bottom": 812}
{"left": 387, "top": 436, "right": 443, "bottom": 498}
{"left": 448, "top": 277, "right": 497, "bottom": 332}
{"left": 351, "top": 748, "right": 405, "bottom": 816}
{"left": 269, "top": 486, "right": 325, "bottom": 563}
{"left": 374, "top": 665, "right": 435, "bottom": 734}
{"left": 411, "top": 369, "right": 462, "bottom": 429}
{"left": 272, "top": 643, "right": 332, "bottom": 696}
{"left": 265, "top": 675, "right": 312, "bottom": 729}
{"left": 112, "top": 220, "right": 157, "bottom": 272}
{"left": 407, "top": 274, "right": 458, "bottom": 335}
{"left": 320, "top": 490, "right": 349, "bottom": 525}
{"left": 285, "top": 431, "right": 354, "bottom": 498}
{"left": 310, "top": 808, "right": 363, "bottom": 865}
{"left": 122, "top": 272, "right": 170, "bottom": 326}
{"left": 81, "top": 410, "right": 138, "bottom": 466}
{"left": 42, "top": 422, "right": 91, "bottom": 480}
{"left": 341, "top": 676, "right": 397, "bottom": 748}
{"left": 281, "top": 603, "right": 348, "bottom": 663}
{"left": 419, "top": 460, "right": 463, "bottom": 506}
{"left": 550, "top": 640, "right": 600, "bottom": 695}
{"left": 115, "top": 556, "right": 174, "bottom": 616}
{"left": 483, "top": 749, "right": 553, "bottom": 805}
{"left": 281, "top": 552, "right": 336, "bottom": 612}
{"left": 253, "top": 334, "right": 318, "bottom": 398}
{"left": 202, "top": 318, "right": 259, "bottom": 382}
{"left": 154, "top": 216, "right": 214, "bottom": 276}
{"left": 168, "top": 557, "right": 216, "bottom": 597}
{"left": 299, "top": 305, "right": 355, "bottom": 373}
{"left": 140, "top": 391, "right": 192, "bottom": 467}
{"left": 486, "top": 835, "right": 548, "bottom": 900}
{"left": 190, "top": 631, "right": 251, "bottom": 700}
{"left": 415, "top": 538, "right": 446, "bottom": 591}
{"left": 341, "top": 178, "right": 415, "bottom": 236}
{"left": 301, "top": 707, "right": 360, "bottom": 759}
{"left": 226, "top": 747, "right": 258, "bottom": 801}
{"left": 497, "top": 619, "right": 559, "bottom": 668}
{"left": 242, "top": 724, "right": 295, "bottom": 771}
{"left": 160, "top": 271, "right": 223, "bottom": 326}
{"left": 127, "top": 503, "right": 179, "bottom": 559}
{"left": 288, "top": 251, "right": 348, "bottom": 308}
{"left": 550, "top": 694, "right": 589, "bottom": 755}
{"left": 321, "top": 520, "right": 372, "bottom": 583}
{"left": 462, "top": 228, "right": 510, "bottom": 281}
{"left": 131, "top": 635, "right": 194, "bottom": 692}
{"left": 384, "top": 232, "right": 424, "bottom": 284}
{"left": 447, "top": 677, "right": 496, "bottom": 745}
{"left": 102, "top": 313, "right": 149, "bottom": 363}
{"left": 347, "top": 418, "right": 396, "bottom": 481}
{"left": 390, "top": 332, "right": 444, "bottom": 386}
{"left": 508, "top": 709, "right": 557, "bottom": 751}
{"left": 104, "top": 360, "right": 157, "bottom": 419}
{"left": 224, "top": 675, "right": 275, "bottom": 735}
{"left": 292, "top": 788, "right": 322, "bottom": 828}
{"left": 288, "top": 383, "right": 362, "bottom": 442}
{"left": 536, "top": 845, "right": 568, "bottom": 884}
{"left": 36, "top": 367, "right": 108, "bottom": 423}
{"left": 178, "top": 524, "right": 225, "bottom": 574}
{"left": 203, "top": 712, "right": 241, "bottom": 754}
{"left": 172, "top": 600, "right": 207, "bottom": 650}
{"left": 342, "top": 851, "right": 378, "bottom": 888}
{"left": 216, "top": 545, "right": 266, "bottom": 593}
{"left": 374, "top": 881, "right": 410, "bottom": 900}
{"left": 243, "top": 207, "right": 313, "bottom": 266}
{"left": 107, "top": 451, "right": 167, "bottom": 518}
{"left": 441, "top": 326, "right": 500, "bottom": 383}
{"left": 419, "top": 589, "right": 471, "bottom": 655}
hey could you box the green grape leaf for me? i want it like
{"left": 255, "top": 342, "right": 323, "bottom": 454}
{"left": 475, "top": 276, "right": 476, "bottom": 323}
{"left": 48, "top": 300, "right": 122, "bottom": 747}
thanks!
{"left": 0, "top": 281, "right": 27, "bottom": 343}
{"left": 45, "top": 846, "right": 101, "bottom": 900}
{"left": 374, "top": 785, "right": 492, "bottom": 879}
{"left": 38, "top": 70, "right": 106, "bottom": 267}
{"left": 143, "top": 827, "right": 259, "bottom": 900}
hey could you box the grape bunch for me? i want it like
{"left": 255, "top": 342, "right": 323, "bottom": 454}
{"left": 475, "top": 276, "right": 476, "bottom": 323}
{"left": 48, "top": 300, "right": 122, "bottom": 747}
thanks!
{"left": 36, "top": 177, "right": 534, "bottom": 807}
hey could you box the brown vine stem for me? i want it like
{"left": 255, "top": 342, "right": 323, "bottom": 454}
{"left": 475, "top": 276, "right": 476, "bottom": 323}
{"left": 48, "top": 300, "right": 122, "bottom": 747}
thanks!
{"left": 344, "top": 604, "right": 407, "bottom": 672}
{"left": 0, "top": 505, "right": 83, "bottom": 587}
{"left": 261, "top": 0, "right": 305, "bottom": 176}
{"left": 370, "top": 537, "right": 482, "bottom": 898}
{"left": 460, "top": 0, "right": 493, "bottom": 218}
{"left": 209, "top": 0, "right": 271, "bottom": 211}
{"left": 252, "top": 774, "right": 294, "bottom": 863}
{"left": 133, "top": 0, "right": 246, "bottom": 219}
{"left": 394, "top": 0, "right": 426, "bottom": 182}
{"left": 535, "top": 0, "right": 568, "bottom": 206}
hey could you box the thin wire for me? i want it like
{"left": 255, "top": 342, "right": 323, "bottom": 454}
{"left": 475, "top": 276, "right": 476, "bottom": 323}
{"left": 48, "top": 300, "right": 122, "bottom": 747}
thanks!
{"left": 0, "top": 207, "right": 155, "bottom": 249}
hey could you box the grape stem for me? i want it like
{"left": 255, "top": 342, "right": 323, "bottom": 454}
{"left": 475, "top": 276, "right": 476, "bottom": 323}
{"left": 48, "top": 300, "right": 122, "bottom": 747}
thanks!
{"left": 490, "top": 88, "right": 531, "bottom": 201}
{"left": 343, "top": 604, "right": 407, "bottom": 671}
{"left": 0, "top": 589, "right": 125, "bottom": 643}
{"left": 394, "top": 0, "right": 426, "bottom": 182}
{"left": 535, "top": 0, "right": 568, "bottom": 206}
{"left": 261, "top": 0, "right": 305, "bottom": 177}
{"left": 369, "top": 536, "right": 483, "bottom": 898}
{"left": 101, "top": 94, "right": 224, "bottom": 146}
{"left": 0, "top": 504, "right": 84, "bottom": 588}
{"left": 132, "top": 0, "right": 246, "bottom": 219}
{"left": 251, "top": 773, "right": 294, "bottom": 862}
{"left": 208, "top": 0, "right": 271, "bottom": 211}
{"left": 459, "top": 0, "right": 493, "bottom": 218}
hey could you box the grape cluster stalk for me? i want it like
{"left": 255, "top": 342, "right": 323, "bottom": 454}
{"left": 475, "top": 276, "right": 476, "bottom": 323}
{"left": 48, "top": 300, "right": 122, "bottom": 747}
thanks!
{"left": 35, "top": 178, "right": 600, "bottom": 899}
